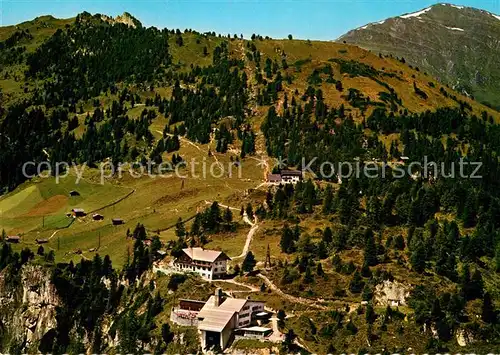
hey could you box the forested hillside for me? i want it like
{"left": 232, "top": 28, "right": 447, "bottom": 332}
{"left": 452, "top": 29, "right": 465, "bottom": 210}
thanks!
{"left": 0, "top": 11, "right": 500, "bottom": 354}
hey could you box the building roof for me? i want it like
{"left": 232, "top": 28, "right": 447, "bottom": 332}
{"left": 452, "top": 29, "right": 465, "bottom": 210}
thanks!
{"left": 72, "top": 208, "right": 85, "bottom": 213}
{"left": 198, "top": 309, "right": 235, "bottom": 332}
{"left": 218, "top": 297, "right": 248, "bottom": 312}
{"left": 197, "top": 295, "right": 249, "bottom": 332}
{"left": 179, "top": 298, "right": 206, "bottom": 304}
{"left": 7, "top": 235, "right": 20, "bottom": 240}
{"left": 268, "top": 173, "right": 282, "bottom": 182}
{"left": 182, "top": 247, "right": 229, "bottom": 263}
{"left": 281, "top": 170, "right": 302, "bottom": 177}
{"left": 202, "top": 295, "right": 246, "bottom": 311}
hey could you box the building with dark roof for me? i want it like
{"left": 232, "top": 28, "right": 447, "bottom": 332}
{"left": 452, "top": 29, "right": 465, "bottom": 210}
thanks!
{"left": 267, "top": 169, "right": 303, "bottom": 185}
{"left": 112, "top": 218, "right": 124, "bottom": 225}
{"left": 71, "top": 208, "right": 86, "bottom": 217}
{"left": 92, "top": 213, "right": 104, "bottom": 221}
{"left": 6, "top": 235, "right": 20, "bottom": 243}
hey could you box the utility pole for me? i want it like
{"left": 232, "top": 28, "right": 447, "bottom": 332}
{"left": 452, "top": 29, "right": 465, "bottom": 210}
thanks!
{"left": 265, "top": 244, "right": 271, "bottom": 269}
{"left": 98, "top": 232, "right": 101, "bottom": 249}
{"left": 57, "top": 236, "right": 60, "bottom": 251}
{"left": 42, "top": 216, "right": 45, "bottom": 228}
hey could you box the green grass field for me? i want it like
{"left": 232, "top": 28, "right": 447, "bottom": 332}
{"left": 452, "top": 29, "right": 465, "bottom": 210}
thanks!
{"left": 0, "top": 133, "right": 266, "bottom": 268}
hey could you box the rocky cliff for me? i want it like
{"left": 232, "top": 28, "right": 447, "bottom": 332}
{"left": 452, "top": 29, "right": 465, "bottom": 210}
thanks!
{"left": 0, "top": 264, "right": 59, "bottom": 352}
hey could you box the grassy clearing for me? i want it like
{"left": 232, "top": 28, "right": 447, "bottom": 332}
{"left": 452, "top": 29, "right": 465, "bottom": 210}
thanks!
{"left": 0, "top": 184, "right": 42, "bottom": 217}
{"left": 169, "top": 33, "right": 226, "bottom": 70}
{"left": 205, "top": 223, "right": 250, "bottom": 258}
{"left": 2, "top": 134, "right": 267, "bottom": 267}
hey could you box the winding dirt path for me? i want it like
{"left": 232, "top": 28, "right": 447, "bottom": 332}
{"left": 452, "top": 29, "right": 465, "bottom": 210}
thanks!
{"left": 156, "top": 130, "right": 223, "bottom": 168}
{"left": 236, "top": 218, "right": 258, "bottom": 259}
{"left": 156, "top": 130, "right": 204, "bottom": 153}
{"left": 214, "top": 278, "right": 259, "bottom": 292}
{"left": 48, "top": 230, "right": 59, "bottom": 240}
{"left": 204, "top": 200, "right": 258, "bottom": 259}
{"left": 204, "top": 200, "right": 239, "bottom": 211}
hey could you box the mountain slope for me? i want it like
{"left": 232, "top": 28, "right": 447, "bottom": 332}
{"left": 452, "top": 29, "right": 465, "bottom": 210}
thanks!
{"left": 337, "top": 3, "right": 500, "bottom": 109}
{"left": 2, "top": 12, "right": 500, "bottom": 354}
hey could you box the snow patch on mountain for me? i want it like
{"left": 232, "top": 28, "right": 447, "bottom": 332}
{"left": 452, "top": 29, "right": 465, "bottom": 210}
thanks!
{"left": 492, "top": 13, "right": 500, "bottom": 21}
{"left": 400, "top": 7, "right": 432, "bottom": 19}
{"left": 355, "top": 19, "right": 386, "bottom": 31}
{"left": 446, "top": 26, "right": 465, "bottom": 31}
{"left": 443, "top": 3, "right": 464, "bottom": 10}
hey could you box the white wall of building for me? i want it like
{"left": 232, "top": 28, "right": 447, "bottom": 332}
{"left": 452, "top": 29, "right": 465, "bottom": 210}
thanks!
{"left": 173, "top": 262, "right": 214, "bottom": 279}
{"left": 174, "top": 259, "right": 228, "bottom": 280}
{"left": 281, "top": 175, "right": 301, "bottom": 184}
{"left": 236, "top": 301, "right": 265, "bottom": 328}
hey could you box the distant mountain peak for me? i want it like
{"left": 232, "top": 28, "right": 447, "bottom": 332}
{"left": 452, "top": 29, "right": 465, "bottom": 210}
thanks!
{"left": 350, "top": 3, "right": 500, "bottom": 29}
{"left": 397, "top": 3, "right": 500, "bottom": 21}
{"left": 337, "top": 3, "right": 500, "bottom": 109}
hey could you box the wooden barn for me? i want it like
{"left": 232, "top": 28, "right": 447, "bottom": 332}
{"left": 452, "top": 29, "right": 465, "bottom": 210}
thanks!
{"left": 112, "top": 218, "right": 124, "bottom": 225}
{"left": 6, "top": 236, "right": 20, "bottom": 243}
{"left": 71, "top": 208, "right": 86, "bottom": 217}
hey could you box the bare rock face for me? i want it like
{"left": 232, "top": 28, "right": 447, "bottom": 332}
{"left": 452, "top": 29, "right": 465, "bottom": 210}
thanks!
{"left": 374, "top": 280, "right": 411, "bottom": 306}
{"left": 0, "top": 264, "right": 60, "bottom": 352}
{"left": 100, "top": 12, "right": 142, "bottom": 28}
{"left": 456, "top": 327, "right": 475, "bottom": 347}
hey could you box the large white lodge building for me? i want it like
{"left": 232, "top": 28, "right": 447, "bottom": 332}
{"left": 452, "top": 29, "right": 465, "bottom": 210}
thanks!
{"left": 171, "top": 288, "right": 271, "bottom": 350}
{"left": 172, "top": 247, "right": 230, "bottom": 280}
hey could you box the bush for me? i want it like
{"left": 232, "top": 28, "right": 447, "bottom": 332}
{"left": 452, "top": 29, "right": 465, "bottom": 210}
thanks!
{"left": 167, "top": 274, "right": 187, "bottom": 291}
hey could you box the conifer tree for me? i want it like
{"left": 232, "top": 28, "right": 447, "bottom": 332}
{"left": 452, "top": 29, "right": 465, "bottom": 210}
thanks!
{"left": 349, "top": 270, "right": 365, "bottom": 293}
{"left": 322, "top": 184, "right": 334, "bottom": 214}
{"left": 175, "top": 218, "right": 186, "bottom": 238}
{"left": 223, "top": 207, "right": 233, "bottom": 224}
{"left": 242, "top": 251, "right": 256, "bottom": 272}
{"left": 280, "top": 225, "right": 295, "bottom": 253}
{"left": 364, "top": 228, "right": 378, "bottom": 266}
{"left": 481, "top": 292, "right": 495, "bottom": 324}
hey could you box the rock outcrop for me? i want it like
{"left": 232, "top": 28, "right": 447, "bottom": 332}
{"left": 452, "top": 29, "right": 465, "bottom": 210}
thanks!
{"left": 456, "top": 327, "right": 475, "bottom": 347}
{"left": 0, "top": 264, "right": 60, "bottom": 352}
{"left": 100, "top": 12, "right": 142, "bottom": 28}
{"left": 374, "top": 280, "right": 411, "bottom": 306}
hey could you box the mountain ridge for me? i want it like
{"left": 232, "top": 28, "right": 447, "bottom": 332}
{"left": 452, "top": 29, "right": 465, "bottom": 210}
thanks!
{"left": 339, "top": 3, "right": 500, "bottom": 35}
{"left": 337, "top": 3, "right": 500, "bottom": 109}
